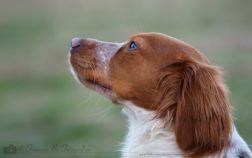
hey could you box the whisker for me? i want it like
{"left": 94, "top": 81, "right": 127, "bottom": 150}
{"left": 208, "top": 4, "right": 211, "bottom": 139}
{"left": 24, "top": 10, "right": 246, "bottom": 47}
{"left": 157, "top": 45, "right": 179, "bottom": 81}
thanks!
{"left": 85, "top": 105, "right": 113, "bottom": 119}
{"left": 78, "top": 92, "right": 93, "bottom": 105}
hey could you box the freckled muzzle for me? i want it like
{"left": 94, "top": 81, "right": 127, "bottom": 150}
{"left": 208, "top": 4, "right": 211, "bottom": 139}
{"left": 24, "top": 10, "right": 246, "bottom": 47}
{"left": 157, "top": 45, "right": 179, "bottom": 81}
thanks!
{"left": 69, "top": 37, "right": 122, "bottom": 98}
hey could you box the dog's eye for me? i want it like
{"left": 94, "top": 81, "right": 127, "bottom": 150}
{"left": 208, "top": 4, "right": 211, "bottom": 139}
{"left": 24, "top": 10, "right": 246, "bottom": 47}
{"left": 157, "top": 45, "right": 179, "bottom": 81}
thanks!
{"left": 128, "top": 41, "right": 138, "bottom": 51}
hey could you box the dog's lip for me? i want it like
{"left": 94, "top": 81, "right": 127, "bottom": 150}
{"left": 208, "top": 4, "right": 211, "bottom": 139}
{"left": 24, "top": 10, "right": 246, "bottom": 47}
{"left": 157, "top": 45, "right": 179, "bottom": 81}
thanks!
{"left": 83, "top": 79, "right": 113, "bottom": 96}
{"left": 85, "top": 79, "right": 111, "bottom": 91}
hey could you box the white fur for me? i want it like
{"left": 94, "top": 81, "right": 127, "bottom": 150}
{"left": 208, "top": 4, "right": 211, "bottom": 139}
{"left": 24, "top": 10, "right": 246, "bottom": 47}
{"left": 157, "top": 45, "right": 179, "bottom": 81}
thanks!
{"left": 90, "top": 38, "right": 123, "bottom": 75}
{"left": 121, "top": 101, "right": 183, "bottom": 158}
{"left": 224, "top": 127, "right": 252, "bottom": 158}
{"left": 121, "top": 102, "right": 252, "bottom": 158}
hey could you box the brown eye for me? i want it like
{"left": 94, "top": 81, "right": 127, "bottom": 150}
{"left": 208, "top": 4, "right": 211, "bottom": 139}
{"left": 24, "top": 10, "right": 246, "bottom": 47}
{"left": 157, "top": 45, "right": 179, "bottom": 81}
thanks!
{"left": 128, "top": 41, "right": 138, "bottom": 51}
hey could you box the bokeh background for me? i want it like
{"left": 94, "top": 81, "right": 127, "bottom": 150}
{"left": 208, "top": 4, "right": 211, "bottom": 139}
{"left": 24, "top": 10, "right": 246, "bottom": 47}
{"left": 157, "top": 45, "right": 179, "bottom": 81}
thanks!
{"left": 0, "top": 0, "right": 251, "bottom": 157}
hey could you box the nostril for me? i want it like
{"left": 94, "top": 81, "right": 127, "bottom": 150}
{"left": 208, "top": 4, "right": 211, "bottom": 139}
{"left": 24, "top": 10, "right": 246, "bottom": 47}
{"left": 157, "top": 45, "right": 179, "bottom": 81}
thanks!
{"left": 71, "top": 37, "right": 83, "bottom": 48}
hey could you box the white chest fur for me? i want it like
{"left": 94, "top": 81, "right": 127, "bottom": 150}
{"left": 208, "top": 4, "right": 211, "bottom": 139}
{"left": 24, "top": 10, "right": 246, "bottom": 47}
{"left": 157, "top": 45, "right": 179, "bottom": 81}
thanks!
{"left": 121, "top": 102, "right": 183, "bottom": 158}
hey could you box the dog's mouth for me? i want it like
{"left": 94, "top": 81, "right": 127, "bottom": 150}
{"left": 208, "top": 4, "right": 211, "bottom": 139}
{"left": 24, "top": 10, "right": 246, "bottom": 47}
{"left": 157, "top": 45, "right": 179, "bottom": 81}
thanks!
{"left": 85, "top": 79, "right": 111, "bottom": 92}
{"left": 82, "top": 78, "right": 113, "bottom": 97}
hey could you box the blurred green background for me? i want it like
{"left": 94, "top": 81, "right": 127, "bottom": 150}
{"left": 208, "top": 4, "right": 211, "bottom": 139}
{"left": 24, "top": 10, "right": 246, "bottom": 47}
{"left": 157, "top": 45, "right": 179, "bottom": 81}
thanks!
{"left": 0, "top": 0, "right": 251, "bottom": 157}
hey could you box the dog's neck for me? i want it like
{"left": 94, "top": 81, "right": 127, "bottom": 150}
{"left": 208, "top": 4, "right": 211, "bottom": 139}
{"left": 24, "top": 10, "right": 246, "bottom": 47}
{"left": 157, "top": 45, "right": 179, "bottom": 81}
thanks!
{"left": 121, "top": 102, "right": 183, "bottom": 158}
{"left": 120, "top": 102, "right": 252, "bottom": 158}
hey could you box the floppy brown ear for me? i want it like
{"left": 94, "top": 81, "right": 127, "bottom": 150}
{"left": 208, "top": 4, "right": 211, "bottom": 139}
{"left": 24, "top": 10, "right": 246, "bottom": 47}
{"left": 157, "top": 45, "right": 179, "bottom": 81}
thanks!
{"left": 175, "top": 62, "right": 232, "bottom": 157}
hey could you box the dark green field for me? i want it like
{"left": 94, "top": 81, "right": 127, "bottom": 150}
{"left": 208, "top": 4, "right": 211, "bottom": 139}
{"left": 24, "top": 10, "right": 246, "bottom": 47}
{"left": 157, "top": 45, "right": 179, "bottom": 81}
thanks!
{"left": 0, "top": 0, "right": 252, "bottom": 157}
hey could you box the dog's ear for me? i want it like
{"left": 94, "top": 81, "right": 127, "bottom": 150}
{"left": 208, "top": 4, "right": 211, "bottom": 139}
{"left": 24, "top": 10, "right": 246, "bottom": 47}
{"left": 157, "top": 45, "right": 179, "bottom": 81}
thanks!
{"left": 174, "top": 61, "right": 232, "bottom": 157}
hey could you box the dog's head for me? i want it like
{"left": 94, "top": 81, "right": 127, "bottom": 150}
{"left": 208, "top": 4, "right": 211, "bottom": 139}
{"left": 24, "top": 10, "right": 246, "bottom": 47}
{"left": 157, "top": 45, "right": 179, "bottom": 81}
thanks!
{"left": 69, "top": 32, "right": 232, "bottom": 157}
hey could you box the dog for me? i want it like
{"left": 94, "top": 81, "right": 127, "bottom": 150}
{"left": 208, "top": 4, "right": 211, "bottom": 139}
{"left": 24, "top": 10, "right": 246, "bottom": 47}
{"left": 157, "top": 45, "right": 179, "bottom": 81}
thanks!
{"left": 69, "top": 32, "right": 252, "bottom": 158}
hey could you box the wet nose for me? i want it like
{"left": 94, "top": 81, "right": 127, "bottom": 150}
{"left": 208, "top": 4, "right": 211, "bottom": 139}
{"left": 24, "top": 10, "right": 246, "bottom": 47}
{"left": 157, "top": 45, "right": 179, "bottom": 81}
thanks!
{"left": 70, "top": 37, "right": 83, "bottom": 49}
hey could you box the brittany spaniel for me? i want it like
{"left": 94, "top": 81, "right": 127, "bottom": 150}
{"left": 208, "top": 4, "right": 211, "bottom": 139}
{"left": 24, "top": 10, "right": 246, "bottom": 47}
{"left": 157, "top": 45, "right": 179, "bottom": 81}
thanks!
{"left": 69, "top": 33, "right": 252, "bottom": 158}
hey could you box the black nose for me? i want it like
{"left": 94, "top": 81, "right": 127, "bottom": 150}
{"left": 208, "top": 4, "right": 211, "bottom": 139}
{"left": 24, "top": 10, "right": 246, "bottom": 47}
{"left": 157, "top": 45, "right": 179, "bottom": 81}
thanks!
{"left": 70, "top": 37, "right": 83, "bottom": 49}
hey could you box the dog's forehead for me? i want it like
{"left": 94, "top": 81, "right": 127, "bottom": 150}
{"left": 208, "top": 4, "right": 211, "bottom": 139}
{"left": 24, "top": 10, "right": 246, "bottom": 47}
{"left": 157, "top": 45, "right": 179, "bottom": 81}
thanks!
{"left": 130, "top": 32, "right": 166, "bottom": 38}
{"left": 129, "top": 33, "right": 182, "bottom": 49}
